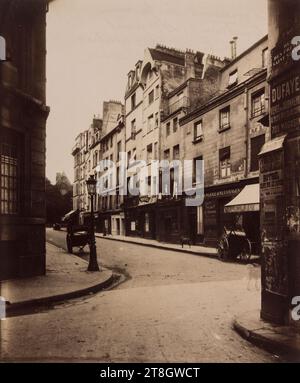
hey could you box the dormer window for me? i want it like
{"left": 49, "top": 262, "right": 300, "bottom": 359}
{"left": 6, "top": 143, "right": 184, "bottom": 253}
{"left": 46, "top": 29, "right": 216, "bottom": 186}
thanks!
{"left": 228, "top": 70, "right": 238, "bottom": 87}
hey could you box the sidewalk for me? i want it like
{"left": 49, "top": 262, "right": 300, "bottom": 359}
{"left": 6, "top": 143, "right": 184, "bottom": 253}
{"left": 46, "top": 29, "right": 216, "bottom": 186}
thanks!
{"left": 233, "top": 310, "right": 300, "bottom": 360}
{"left": 0, "top": 242, "right": 114, "bottom": 311}
{"left": 95, "top": 233, "right": 218, "bottom": 257}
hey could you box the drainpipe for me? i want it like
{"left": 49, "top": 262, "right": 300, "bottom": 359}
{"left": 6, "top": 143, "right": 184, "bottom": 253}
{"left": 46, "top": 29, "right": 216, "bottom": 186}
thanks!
{"left": 244, "top": 87, "right": 249, "bottom": 179}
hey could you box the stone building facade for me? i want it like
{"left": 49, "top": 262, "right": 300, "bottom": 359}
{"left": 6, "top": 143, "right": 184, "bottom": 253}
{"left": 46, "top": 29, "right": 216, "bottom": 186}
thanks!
{"left": 0, "top": 0, "right": 49, "bottom": 280}
{"left": 180, "top": 36, "right": 269, "bottom": 246}
{"left": 72, "top": 37, "right": 272, "bottom": 250}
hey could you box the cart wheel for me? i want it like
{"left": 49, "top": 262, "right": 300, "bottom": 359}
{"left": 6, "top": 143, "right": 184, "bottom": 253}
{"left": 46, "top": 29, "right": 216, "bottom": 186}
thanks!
{"left": 240, "top": 240, "right": 251, "bottom": 263}
{"left": 218, "top": 236, "right": 229, "bottom": 262}
{"left": 66, "top": 236, "right": 73, "bottom": 254}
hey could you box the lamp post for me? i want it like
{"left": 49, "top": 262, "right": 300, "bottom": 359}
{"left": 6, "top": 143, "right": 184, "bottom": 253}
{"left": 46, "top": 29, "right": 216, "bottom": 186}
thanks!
{"left": 86, "top": 175, "right": 100, "bottom": 272}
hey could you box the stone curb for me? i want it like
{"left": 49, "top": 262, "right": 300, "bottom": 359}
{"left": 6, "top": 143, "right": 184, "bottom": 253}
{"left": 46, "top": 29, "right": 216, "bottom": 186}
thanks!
{"left": 232, "top": 317, "right": 300, "bottom": 359}
{"left": 6, "top": 272, "right": 115, "bottom": 313}
{"left": 95, "top": 233, "right": 217, "bottom": 258}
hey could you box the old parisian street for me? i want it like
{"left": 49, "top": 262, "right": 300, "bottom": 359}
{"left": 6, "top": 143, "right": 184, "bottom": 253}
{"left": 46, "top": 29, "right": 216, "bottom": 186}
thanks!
{"left": 0, "top": 229, "right": 281, "bottom": 362}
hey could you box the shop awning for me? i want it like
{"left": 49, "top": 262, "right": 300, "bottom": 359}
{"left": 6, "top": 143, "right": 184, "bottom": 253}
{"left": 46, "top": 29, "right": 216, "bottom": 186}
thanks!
{"left": 224, "top": 184, "right": 260, "bottom": 213}
{"left": 258, "top": 134, "right": 286, "bottom": 156}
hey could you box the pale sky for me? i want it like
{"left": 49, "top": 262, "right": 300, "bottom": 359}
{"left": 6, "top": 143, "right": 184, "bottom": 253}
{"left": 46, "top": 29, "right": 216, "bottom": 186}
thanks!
{"left": 46, "top": 0, "right": 268, "bottom": 183}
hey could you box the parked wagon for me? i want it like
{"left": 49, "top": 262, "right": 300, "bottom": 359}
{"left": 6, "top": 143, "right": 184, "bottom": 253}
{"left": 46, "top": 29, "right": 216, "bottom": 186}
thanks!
{"left": 62, "top": 210, "right": 90, "bottom": 254}
{"left": 218, "top": 184, "right": 261, "bottom": 263}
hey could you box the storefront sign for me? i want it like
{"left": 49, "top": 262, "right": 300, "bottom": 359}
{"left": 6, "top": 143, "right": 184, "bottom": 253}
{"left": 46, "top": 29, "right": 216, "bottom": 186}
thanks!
{"left": 204, "top": 188, "right": 241, "bottom": 199}
{"left": 270, "top": 70, "right": 300, "bottom": 136}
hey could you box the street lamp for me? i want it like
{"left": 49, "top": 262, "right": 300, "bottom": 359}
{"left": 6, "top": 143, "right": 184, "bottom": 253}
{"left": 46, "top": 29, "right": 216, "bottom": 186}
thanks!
{"left": 86, "top": 175, "right": 100, "bottom": 272}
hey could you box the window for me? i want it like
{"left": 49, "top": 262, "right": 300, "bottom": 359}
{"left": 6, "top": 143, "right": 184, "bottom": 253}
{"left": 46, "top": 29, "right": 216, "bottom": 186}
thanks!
{"left": 228, "top": 70, "right": 238, "bottom": 87}
{"left": 155, "top": 112, "right": 159, "bottom": 129}
{"left": 154, "top": 142, "right": 158, "bottom": 160}
{"left": 193, "top": 156, "right": 203, "bottom": 185}
{"left": 262, "top": 48, "right": 268, "bottom": 68}
{"left": 173, "top": 117, "right": 178, "bottom": 133}
{"left": 127, "top": 151, "right": 131, "bottom": 166}
{"left": 173, "top": 145, "right": 180, "bottom": 160}
{"left": 147, "top": 176, "right": 152, "bottom": 196}
{"left": 116, "top": 166, "right": 120, "bottom": 185}
{"left": 117, "top": 141, "right": 121, "bottom": 161}
{"left": 250, "top": 135, "right": 265, "bottom": 172}
{"left": 219, "top": 106, "right": 230, "bottom": 131}
{"left": 110, "top": 136, "right": 113, "bottom": 148}
{"left": 219, "top": 147, "right": 231, "bottom": 178}
{"left": 147, "top": 144, "right": 153, "bottom": 162}
{"left": 194, "top": 120, "right": 203, "bottom": 141}
{"left": 147, "top": 114, "right": 154, "bottom": 133}
{"left": 0, "top": 139, "right": 19, "bottom": 215}
{"left": 166, "top": 122, "right": 171, "bottom": 137}
{"left": 252, "top": 90, "right": 265, "bottom": 117}
{"left": 164, "top": 149, "right": 170, "bottom": 160}
{"left": 155, "top": 85, "right": 160, "bottom": 99}
{"left": 148, "top": 90, "right": 154, "bottom": 105}
{"left": 131, "top": 93, "right": 136, "bottom": 110}
{"left": 131, "top": 119, "right": 136, "bottom": 138}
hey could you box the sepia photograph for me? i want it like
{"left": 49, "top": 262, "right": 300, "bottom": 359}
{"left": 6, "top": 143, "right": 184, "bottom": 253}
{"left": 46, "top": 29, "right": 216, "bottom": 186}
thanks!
{"left": 0, "top": 0, "right": 300, "bottom": 371}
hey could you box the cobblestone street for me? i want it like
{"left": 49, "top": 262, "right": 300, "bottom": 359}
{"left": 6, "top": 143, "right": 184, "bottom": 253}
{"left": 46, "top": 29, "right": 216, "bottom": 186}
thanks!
{"left": 0, "top": 229, "right": 279, "bottom": 362}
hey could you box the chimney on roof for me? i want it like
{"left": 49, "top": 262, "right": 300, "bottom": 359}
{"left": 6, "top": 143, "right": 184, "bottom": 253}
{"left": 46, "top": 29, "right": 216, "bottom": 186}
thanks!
{"left": 230, "top": 36, "right": 238, "bottom": 59}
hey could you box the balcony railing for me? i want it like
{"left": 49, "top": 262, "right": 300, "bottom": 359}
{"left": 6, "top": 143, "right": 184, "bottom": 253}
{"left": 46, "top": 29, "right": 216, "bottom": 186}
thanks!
{"left": 166, "top": 97, "right": 190, "bottom": 117}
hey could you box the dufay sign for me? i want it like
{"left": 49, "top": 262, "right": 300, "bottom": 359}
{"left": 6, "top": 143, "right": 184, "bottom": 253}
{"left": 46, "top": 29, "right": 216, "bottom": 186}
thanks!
{"left": 0, "top": 36, "right": 6, "bottom": 61}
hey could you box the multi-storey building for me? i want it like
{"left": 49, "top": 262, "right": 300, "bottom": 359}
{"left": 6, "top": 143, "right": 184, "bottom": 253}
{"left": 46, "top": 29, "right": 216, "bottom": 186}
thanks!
{"left": 72, "top": 101, "right": 124, "bottom": 231}
{"left": 157, "top": 53, "right": 227, "bottom": 243}
{"left": 72, "top": 131, "right": 87, "bottom": 211}
{"left": 180, "top": 35, "right": 269, "bottom": 246}
{"left": 72, "top": 37, "right": 270, "bottom": 249}
{"left": 0, "top": 0, "right": 49, "bottom": 280}
{"left": 123, "top": 45, "right": 227, "bottom": 240}
{"left": 98, "top": 112, "right": 125, "bottom": 235}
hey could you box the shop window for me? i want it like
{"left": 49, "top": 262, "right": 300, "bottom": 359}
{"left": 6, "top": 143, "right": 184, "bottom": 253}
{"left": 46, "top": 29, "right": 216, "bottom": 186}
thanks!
{"left": 219, "top": 147, "right": 231, "bottom": 178}
{"left": 219, "top": 106, "right": 230, "bottom": 132}
{"left": 250, "top": 135, "right": 265, "bottom": 172}
{"left": 252, "top": 90, "right": 265, "bottom": 118}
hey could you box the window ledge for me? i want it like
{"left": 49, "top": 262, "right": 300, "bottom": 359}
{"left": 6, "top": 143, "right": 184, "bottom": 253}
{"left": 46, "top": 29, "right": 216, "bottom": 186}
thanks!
{"left": 193, "top": 136, "right": 204, "bottom": 144}
{"left": 218, "top": 126, "right": 231, "bottom": 133}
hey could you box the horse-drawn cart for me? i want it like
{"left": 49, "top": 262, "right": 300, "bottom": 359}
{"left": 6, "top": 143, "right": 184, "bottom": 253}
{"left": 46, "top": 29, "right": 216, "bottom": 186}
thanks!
{"left": 62, "top": 210, "right": 90, "bottom": 254}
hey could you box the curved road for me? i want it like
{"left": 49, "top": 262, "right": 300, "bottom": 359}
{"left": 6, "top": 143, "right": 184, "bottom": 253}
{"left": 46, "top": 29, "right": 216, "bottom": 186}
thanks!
{"left": 0, "top": 228, "right": 279, "bottom": 362}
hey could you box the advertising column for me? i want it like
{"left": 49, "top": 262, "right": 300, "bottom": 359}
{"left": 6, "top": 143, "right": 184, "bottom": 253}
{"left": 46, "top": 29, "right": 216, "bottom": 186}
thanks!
{"left": 260, "top": 0, "right": 300, "bottom": 324}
